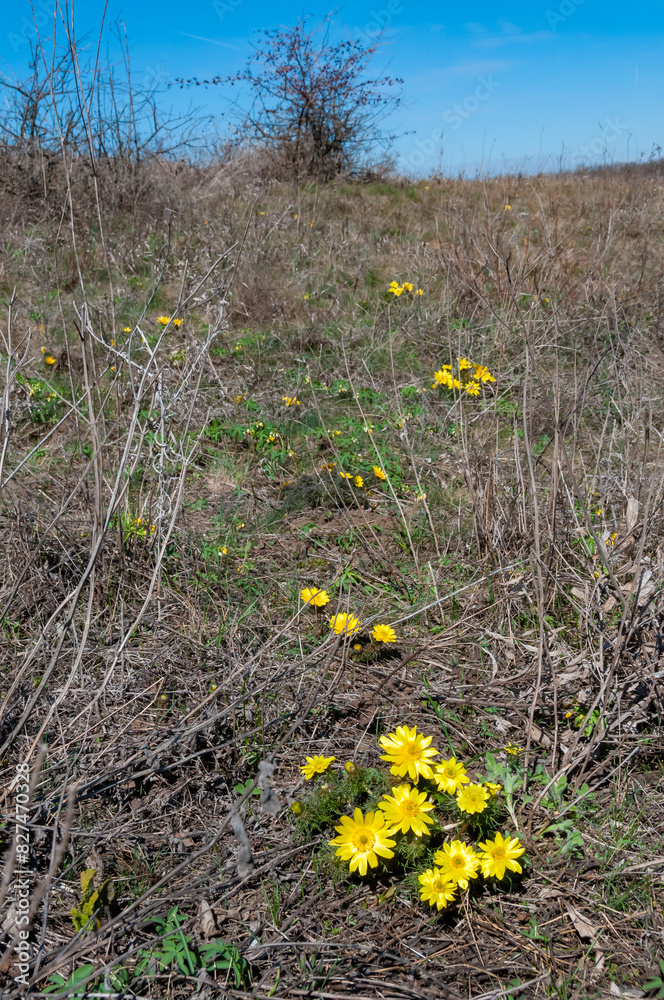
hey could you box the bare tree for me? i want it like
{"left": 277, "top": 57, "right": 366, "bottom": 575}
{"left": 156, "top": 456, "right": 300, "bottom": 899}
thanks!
{"left": 177, "top": 15, "right": 402, "bottom": 181}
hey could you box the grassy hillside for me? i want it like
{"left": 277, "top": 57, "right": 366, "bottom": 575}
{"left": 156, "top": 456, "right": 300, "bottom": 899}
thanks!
{"left": 1, "top": 160, "right": 664, "bottom": 999}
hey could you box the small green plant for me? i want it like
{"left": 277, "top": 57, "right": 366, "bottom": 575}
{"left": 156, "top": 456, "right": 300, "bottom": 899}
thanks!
{"left": 44, "top": 963, "right": 97, "bottom": 996}
{"left": 574, "top": 707, "right": 600, "bottom": 738}
{"left": 18, "top": 376, "right": 66, "bottom": 424}
{"left": 135, "top": 906, "right": 251, "bottom": 986}
{"left": 544, "top": 818, "right": 584, "bottom": 856}
{"left": 70, "top": 869, "right": 116, "bottom": 933}
{"left": 643, "top": 958, "right": 664, "bottom": 997}
{"left": 233, "top": 778, "right": 261, "bottom": 798}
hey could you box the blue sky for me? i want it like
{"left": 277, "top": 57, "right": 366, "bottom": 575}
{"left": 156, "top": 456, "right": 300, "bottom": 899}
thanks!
{"left": 2, "top": 0, "right": 662, "bottom": 175}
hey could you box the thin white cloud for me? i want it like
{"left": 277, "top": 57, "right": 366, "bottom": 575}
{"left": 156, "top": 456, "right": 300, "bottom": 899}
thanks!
{"left": 166, "top": 29, "right": 243, "bottom": 51}
{"left": 476, "top": 30, "right": 555, "bottom": 49}
{"left": 440, "top": 60, "right": 513, "bottom": 77}
{"left": 464, "top": 21, "right": 555, "bottom": 49}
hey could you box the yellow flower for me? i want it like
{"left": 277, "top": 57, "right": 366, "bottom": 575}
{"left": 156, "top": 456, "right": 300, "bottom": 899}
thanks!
{"left": 282, "top": 396, "right": 301, "bottom": 406}
{"left": 402, "top": 281, "right": 414, "bottom": 292}
{"left": 477, "top": 832, "right": 525, "bottom": 880}
{"left": 391, "top": 286, "right": 404, "bottom": 296}
{"left": 505, "top": 204, "right": 511, "bottom": 210}
{"left": 344, "top": 761, "right": 356, "bottom": 773}
{"left": 456, "top": 783, "right": 489, "bottom": 815}
{"left": 433, "top": 369, "right": 453, "bottom": 389}
{"left": 291, "top": 801, "right": 304, "bottom": 815}
{"left": 609, "top": 532, "right": 617, "bottom": 545}
{"left": 353, "top": 643, "right": 362, "bottom": 651}
{"left": 418, "top": 868, "right": 457, "bottom": 910}
{"left": 173, "top": 318, "right": 183, "bottom": 327}
{"left": 504, "top": 743, "right": 521, "bottom": 755}
{"left": 371, "top": 624, "right": 396, "bottom": 643}
{"left": 300, "top": 587, "right": 331, "bottom": 608}
{"left": 41, "top": 346, "right": 46, "bottom": 353}
{"left": 433, "top": 840, "right": 480, "bottom": 889}
{"left": 339, "top": 471, "right": 353, "bottom": 479}
{"left": 373, "top": 466, "right": 387, "bottom": 480}
{"left": 484, "top": 781, "right": 502, "bottom": 798}
{"left": 415, "top": 288, "right": 424, "bottom": 296}
{"left": 329, "top": 808, "right": 396, "bottom": 876}
{"left": 458, "top": 357, "right": 473, "bottom": 370}
{"left": 596, "top": 508, "right": 602, "bottom": 516}
{"left": 220, "top": 547, "right": 227, "bottom": 556}
{"left": 123, "top": 326, "right": 131, "bottom": 332}
{"left": 45, "top": 356, "right": 56, "bottom": 365}
{"left": 474, "top": 365, "right": 495, "bottom": 383}
{"left": 465, "top": 382, "right": 480, "bottom": 396}
{"left": 300, "top": 754, "right": 336, "bottom": 780}
{"left": 379, "top": 724, "right": 438, "bottom": 782}
{"left": 353, "top": 475, "right": 364, "bottom": 488}
{"left": 329, "top": 613, "right": 362, "bottom": 636}
{"left": 389, "top": 280, "right": 399, "bottom": 289}
{"left": 434, "top": 757, "right": 470, "bottom": 795}
{"left": 379, "top": 783, "right": 435, "bottom": 837}
{"left": 157, "top": 315, "right": 170, "bottom": 325}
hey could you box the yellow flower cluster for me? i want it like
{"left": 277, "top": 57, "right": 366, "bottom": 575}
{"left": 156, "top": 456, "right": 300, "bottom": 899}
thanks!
{"left": 157, "top": 315, "right": 183, "bottom": 327}
{"left": 388, "top": 280, "right": 424, "bottom": 297}
{"left": 432, "top": 358, "right": 496, "bottom": 396}
{"left": 291, "top": 724, "right": 526, "bottom": 910}
{"left": 300, "top": 590, "right": 397, "bottom": 646}
{"left": 282, "top": 396, "right": 301, "bottom": 406}
{"left": 419, "top": 831, "right": 524, "bottom": 909}
{"left": 123, "top": 514, "right": 157, "bottom": 540}
{"left": 335, "top": 466, "right": 387, "bottom": 485}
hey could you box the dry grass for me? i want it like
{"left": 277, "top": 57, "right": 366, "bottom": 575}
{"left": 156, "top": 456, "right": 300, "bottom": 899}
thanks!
{"left": 1, "top": 157, "right": 664, "bottom": 1000}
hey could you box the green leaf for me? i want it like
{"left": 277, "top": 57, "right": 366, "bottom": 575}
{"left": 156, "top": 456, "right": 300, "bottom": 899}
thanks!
{"left": 44, "top": 963, "right": 97, "bottom": 995}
